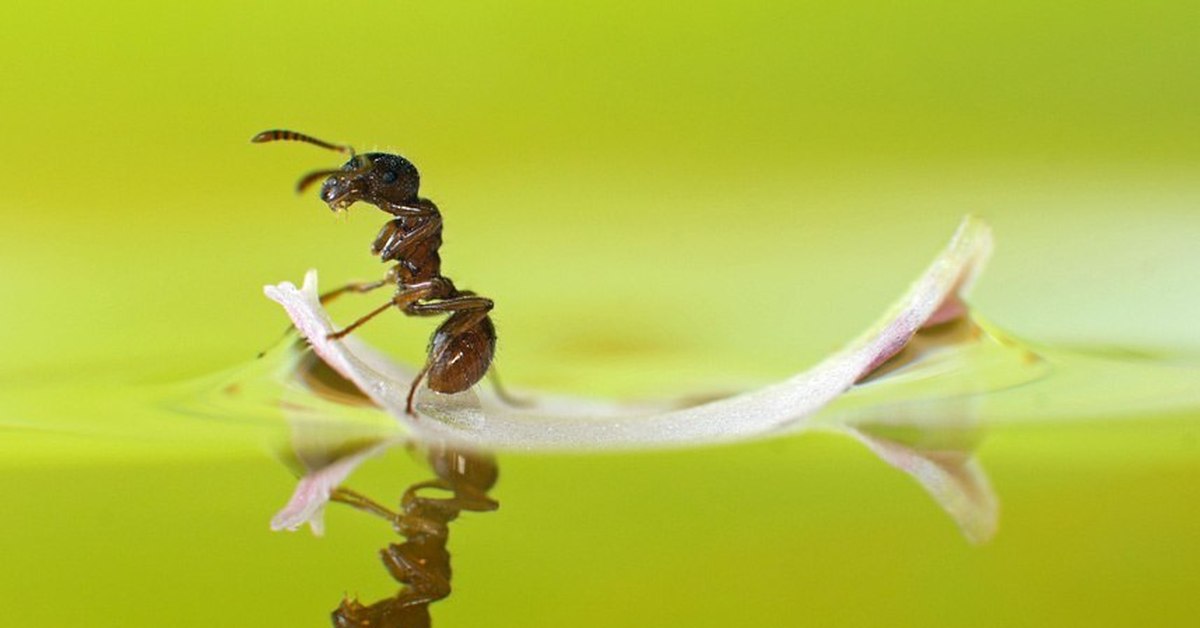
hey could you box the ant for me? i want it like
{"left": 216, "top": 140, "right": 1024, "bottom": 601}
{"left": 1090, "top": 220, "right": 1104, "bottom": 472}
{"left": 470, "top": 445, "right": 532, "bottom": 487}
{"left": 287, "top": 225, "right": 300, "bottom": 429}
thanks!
{"left": 253, "top": 129, "right": 498, "bottom": 416}
{"left": 328, "top": 446, "right": 500, "bottom": 628}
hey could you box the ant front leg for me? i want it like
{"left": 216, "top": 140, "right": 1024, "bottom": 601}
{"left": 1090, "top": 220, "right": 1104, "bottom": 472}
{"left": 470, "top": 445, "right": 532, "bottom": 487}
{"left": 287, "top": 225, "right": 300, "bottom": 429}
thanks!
{"left": 374, "top": 213, "right": 441, "bottom": 261}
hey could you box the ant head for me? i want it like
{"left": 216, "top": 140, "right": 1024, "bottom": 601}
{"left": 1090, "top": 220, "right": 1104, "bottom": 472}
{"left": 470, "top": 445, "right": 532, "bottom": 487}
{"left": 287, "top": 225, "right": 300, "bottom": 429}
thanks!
{"left": 252, "top": 129, "right": 421, "bottom": 213}
{"left": 320, "top": 153, "right": 421, "bottom": 212}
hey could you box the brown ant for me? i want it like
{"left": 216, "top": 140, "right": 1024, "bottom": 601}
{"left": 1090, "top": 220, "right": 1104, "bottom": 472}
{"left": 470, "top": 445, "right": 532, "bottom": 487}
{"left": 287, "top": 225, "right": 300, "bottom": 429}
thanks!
{"left": 328, "top": 446, "right": 500, "bottom": 628}
{"left": 253, "top": 129, "right": 498, "bottom": 416}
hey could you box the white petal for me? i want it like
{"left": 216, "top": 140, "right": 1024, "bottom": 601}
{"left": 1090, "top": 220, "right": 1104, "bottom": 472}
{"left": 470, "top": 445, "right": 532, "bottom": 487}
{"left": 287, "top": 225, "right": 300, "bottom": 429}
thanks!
{"left": 265, "top": 215, "right": 997, "bottom": 540}
{"left": 844, "top": 426, "right": 998, "bottom": 544}
{"left": 269, "top": 439, "right": 395, "bottom": 534}
{"left": 264, "top": 216, "right": 992, "bottom": 449}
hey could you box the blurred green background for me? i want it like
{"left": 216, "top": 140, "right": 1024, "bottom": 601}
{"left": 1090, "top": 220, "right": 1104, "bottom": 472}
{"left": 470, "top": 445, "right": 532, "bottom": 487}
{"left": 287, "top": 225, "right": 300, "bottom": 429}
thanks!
{"left": 0, "top": 1, "right": 1197, "bottom": 626}
{"left": 2, "top": 0, "right": 1197, "bottom": 387}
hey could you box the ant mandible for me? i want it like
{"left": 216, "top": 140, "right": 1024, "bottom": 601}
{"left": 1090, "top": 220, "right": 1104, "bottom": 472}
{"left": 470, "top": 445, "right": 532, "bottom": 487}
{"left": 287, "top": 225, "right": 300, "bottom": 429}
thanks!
{"left": 253, "top": 129, "right": 496, "bottom": 416}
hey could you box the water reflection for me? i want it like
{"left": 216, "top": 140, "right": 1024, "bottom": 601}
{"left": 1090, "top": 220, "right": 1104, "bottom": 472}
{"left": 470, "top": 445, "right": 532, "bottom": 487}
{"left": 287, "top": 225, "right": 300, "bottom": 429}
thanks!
{"left": 190, "top": 288, "right": 1199, "bottom": 623}
{"left": 272, "top": 315, "right": 1003, "bottom": 625}
{"left": 270, "top": 350, "right": 499, "bottom": 626}
{"left": 857, "top": 313, "right": 1043, "bottom": 387}
{"left": 329, "top": 445, "right": 499, "bottom": 628}
{"left": 831, "top": 315, "right": 1011, "bottom": 543}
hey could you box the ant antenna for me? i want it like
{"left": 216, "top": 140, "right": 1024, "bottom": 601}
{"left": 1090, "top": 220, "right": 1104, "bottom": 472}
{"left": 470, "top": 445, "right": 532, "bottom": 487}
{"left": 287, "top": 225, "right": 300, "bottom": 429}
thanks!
{"left": 252, "top": 128, "right": 366, "bottom": 194}
{"left": 251, "top": 129, "right": 356, "bottom": 156}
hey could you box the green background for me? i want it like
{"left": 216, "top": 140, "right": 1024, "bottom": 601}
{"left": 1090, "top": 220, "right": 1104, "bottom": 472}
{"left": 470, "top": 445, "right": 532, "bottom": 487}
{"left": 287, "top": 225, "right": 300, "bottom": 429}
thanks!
{"left": 1, "top": 1, "right": 1197, "bottom": 626}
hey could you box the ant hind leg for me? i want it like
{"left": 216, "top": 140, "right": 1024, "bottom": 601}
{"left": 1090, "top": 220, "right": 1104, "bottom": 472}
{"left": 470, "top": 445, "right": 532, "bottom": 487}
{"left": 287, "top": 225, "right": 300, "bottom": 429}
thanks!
{"left": 487, "top": 367, "right": 531, "bottom": 408}
{"left": 405, "top": 364, "right": 430, "bottom": 417}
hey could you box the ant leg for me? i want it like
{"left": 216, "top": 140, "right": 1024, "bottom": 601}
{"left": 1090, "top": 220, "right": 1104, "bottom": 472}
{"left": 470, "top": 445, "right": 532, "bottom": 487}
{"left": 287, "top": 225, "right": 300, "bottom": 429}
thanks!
{"left": 327, "top": 300, "right": 395, "bottom": 340}
{"left": 321, "top": 267, "right": 400, "bottom": 306}
{"left": 417, "top": 488, "right": 499, "bottom": 514}
{"left": 319, "top": 277, "right": 391, "bottom": 305}
{"left": 405, "top": 295, "right": 493, "bottom": 318}
{"left": 327, "top": 283, "right": 435, "bottom": 340}
{"left": 256, "top": 324, "right": 302, "bottom": 359}
{"left": 402, "top": 479, "right": 449, "bottom": 496}
{"left": 403, "top": 480, "right": 497, "bottom": 512}
{"left": 377, "top": 214, "right": 441, "bottom": 261}
{"left": 406, "top": 364, "right": 430, "bottom": 416}
{"left": 330, "top": 487, "right": 399, "bottom": 522}
{"left": 487, "top": 367, "right": 531, "bottom": 408}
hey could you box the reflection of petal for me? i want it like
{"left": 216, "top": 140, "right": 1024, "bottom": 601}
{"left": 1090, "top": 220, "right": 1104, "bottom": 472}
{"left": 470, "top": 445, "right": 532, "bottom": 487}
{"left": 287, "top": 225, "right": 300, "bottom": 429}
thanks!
{"left": 271, "top": 438, "right": 396, "bottom": 535}
{"left": 264, "top": 216, "right": 993, "bottom": 449}
{"left": 844, "top": 427, "right": 998, "bottom": 544}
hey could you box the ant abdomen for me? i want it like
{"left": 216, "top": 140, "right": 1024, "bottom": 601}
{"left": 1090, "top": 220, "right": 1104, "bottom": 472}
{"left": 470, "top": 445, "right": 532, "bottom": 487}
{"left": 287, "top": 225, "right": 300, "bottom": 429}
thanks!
{"left": 426, "top": 314, "right": 496, "bottom": 394}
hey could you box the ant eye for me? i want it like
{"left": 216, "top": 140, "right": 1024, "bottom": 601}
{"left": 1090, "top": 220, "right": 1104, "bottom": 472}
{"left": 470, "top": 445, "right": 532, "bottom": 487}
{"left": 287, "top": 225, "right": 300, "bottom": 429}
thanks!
{"left": 381, "top": 170, "right": 399, "bottom": 184}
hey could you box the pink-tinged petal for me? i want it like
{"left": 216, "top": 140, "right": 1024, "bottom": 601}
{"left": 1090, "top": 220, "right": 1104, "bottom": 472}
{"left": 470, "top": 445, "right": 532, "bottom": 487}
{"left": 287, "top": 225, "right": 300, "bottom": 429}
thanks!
{"left": 265, "top": 216, "right": 997, "bottom": 540}
{"left": 270, "top": 439, "right": 395, "bottom": 534}
{"left": 844, "top": 427, "right": 998, "bottom": 544}
{"left": 263, "top": 216, "right": 993, "bottom": 449}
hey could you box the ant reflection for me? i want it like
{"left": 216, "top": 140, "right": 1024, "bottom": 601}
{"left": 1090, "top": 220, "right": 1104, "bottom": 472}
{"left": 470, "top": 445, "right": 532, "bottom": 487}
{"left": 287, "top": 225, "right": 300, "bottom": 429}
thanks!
{"left": 327, "top": 446, "right": 499, "bottom": 628}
